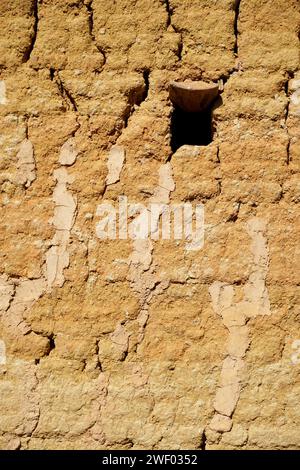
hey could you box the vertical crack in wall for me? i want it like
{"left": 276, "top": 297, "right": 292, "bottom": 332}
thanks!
{"left": 101, "top": 72, "right": 150, "bottom": 199}
{"left": 142, "top": 70, "right": 150, "bottom": 101}
{"left": 24, "top": 118, "right": 29, "bottom": 139}
{"left": 234, "top": 0, "right": 241, "bottom": 55}
{"left": 285, "top": 78, "right": 291, "bottom": 165}
{"left": 207, "top": 218, "right": 271, "bottom": 443}
{"left": 164, "top": 0, "right": 172, "bottom": 27}
{"left": 226, "top": 201, "right": 241, "bottom": 222}
{"left": 110, "top": 71, "right": 151, "bottom": 145}
{"left": 85, "top": 0, "right": 107, "bottom": 67}
{"left": 284, "top": 72, "right": 294, "bottom": 165}
{"left": 163, "top": 0, "right": 183, "bottom": 61}
{"left": 55, "top": 72, "right": 78, "bottom": 112}
{"left": 23, "top": 0, "right": 38, "bottom": 62}
{"left": 200, "top": 430, "right": 207, "bottom": 450}
{"left": 177, "top": 34, "right": 183, "bottom": 61}
{"left": 49, "top": 67, "right": 55, "bottom": 81}
{"left": 102, "top": 74, "right": 150, "bottom": 195}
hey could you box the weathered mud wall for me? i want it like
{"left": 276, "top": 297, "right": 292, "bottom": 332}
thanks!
{"left": 0, "top": 0, "right": 299, "bottom": 450}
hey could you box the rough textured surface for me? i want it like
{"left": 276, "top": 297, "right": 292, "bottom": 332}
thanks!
{"left": 0, "top": 0, "right": 300, "bottom": 450}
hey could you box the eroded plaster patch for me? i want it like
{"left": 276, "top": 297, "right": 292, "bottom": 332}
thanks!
{"left": 15, "top": 139, "right": 36, "bottom": 188}
{"left": 106, "top": 145, "right": 125, "bottom": 185}
{"left": 110, "top": 323, "right": 130, "bottom": 358}
{"left": 127, "top": 163, "right": 175, "bottom": 345}
{"left": 46, "top": 143, "right": 78, "bottom": 290}
{"left": 0, "top": 339, "right": 6, "bottom": 365}
{"left": 289, "top": 74, "right": 300, "bottom": 116}
{"left": 151, "top": 162, "right": 175, "bottom": 204}
{"left": 4, "top": 279, "right": 46, "bottom": 334}
{"left": 59, "top": 138, "right": 78, "bottom": 166}
{"left": 0, "top": 80, "right": 7, "bottom": 105}
{"left": 0, "top": 267, "right": 46, "bottom": 342}
{"left": 0, "top": 275, "right": 14, "bottom": 311}
{"left": 0, "top": 137, "right": 79, "bottom": 385}
{"left": 208, "top": 218, "right": 271, "bottom": 434}
{"left": 0, "top": 277, "right": 46, "bottom": 339}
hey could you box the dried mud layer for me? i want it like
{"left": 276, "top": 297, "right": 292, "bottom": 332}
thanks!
{"left": 0, "top": 0, "right": 300, "bottom": 450}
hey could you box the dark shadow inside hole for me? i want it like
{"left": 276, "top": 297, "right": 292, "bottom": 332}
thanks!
{"left": 171, "top": 106, "right": 213, "bottom": 152}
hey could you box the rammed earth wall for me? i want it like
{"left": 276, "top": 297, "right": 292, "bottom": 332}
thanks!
{"left": 0, "top": 0, "right": 299, "bottom": 450}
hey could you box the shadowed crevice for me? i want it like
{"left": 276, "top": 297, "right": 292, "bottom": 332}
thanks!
{"left": 200, "top": 431, "right": 207, "bottom": 450}
{"left": 234, "top": 0, "right": 241, "bottom": 55}
{"left": 123, "top": 71, "right": 151, "bottom": 128}
{"left": 284, "top": 71, "right": 294, "bottom": 165}
{"left": 85, "top": 0, "right": 107, "bottom": 67}
{"left": 23, "top": 0, "right": 38, "bottom": 62}
{"left": 163, "top": 0, "right": 183, "bottom": 61}
{"left": 142, "top": 69, "right": 150, "bottom": 101}
{"left": 55, "top": 72, "right": 78, "bottom": 112}
{"left": 164, "top": 0, "right": 172, "bottom": 27}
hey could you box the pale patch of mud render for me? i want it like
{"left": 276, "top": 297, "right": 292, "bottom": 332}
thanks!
{"left": 0, "top": 0, "right": 299, "bottom": 452}
{"left": 46, "top": 140, "right": 78, "bottom": 289}
{"left": 208, "top": 218, "right": 271, "bottom": 438}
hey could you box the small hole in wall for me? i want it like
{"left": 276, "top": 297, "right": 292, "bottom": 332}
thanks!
{"left": 170, "top": 106, "right": 214, "bottom": 152}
